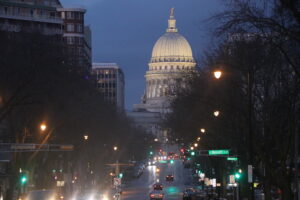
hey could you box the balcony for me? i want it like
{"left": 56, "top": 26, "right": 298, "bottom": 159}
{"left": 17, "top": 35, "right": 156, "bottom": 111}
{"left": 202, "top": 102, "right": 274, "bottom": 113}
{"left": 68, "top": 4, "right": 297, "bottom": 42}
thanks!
{"left": 0, "top": 11, "right": 62, "bottom": 24}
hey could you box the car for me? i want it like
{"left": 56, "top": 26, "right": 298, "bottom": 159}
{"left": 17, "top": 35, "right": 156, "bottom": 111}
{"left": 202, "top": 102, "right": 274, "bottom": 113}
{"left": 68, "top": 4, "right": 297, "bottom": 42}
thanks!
{"left": 153, "top": 183, "right": 163, "bottom": 190}
{"left": 148, "top": 159, "right": 156, "bottom": 166}
{"left": 165, "top": 174, "right": 174, "bottom": 182}
{"left": 183, "top": 188, "right": 195, "bottom": 200}
{"left": 149, "top": 190, "right": 164, "bottom": 200}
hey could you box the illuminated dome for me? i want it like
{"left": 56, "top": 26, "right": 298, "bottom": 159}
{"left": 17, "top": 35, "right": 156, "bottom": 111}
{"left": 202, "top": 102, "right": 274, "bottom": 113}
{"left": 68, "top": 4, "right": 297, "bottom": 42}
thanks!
{"left": 151, "top": 33, "right": 194, "bottom": 63}
{"left": 134, "top": 8, "right": 197, "bottom": 113}
{"left": 150, "top": 9, "right": 194, "bottom": 63}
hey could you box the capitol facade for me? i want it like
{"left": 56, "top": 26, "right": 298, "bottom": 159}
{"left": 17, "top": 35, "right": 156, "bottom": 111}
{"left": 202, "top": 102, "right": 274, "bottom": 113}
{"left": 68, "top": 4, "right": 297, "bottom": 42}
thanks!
{"left": 134, "top": 8, "right": 196, "bottom": 113}
{"left": 129, "top": 8, "right": 197, "bottom": 137}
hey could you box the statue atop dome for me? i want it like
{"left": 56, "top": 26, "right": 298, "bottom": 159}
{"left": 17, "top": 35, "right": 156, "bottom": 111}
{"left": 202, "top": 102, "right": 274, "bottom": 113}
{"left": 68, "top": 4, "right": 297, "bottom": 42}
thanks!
{"left": 170, "top": 8, "right": 175, "bottom": 19}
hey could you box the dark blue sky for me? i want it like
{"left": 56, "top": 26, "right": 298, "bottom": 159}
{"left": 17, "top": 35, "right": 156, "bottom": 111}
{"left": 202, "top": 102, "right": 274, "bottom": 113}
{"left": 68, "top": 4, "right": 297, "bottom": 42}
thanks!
{"left": 61, "top": 0, "right": 223, "bottom": 110}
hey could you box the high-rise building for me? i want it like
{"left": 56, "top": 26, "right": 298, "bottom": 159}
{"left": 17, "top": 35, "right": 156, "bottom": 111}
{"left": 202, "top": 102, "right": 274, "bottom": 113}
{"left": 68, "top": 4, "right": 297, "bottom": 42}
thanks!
{"left": 57, "top": 8, "right": 92, "bottom": 75}
{"left": 0, "top": 0, "right": 63, "bottom": 35}
{"left": 92, "top": 63, "right": 125, "bottom": 109}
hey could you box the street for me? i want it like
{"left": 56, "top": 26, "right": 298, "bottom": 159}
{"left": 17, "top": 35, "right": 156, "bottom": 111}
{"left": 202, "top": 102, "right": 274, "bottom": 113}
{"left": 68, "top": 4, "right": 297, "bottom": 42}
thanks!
{"left": 122, "top": 160, "right": 193, "bottom": 200}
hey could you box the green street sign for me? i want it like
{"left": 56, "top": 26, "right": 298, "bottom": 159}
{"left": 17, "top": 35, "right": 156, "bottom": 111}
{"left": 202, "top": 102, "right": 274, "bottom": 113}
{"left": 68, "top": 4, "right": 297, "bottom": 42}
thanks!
{"left": 159, "top": 160, "right": 167, "bottom": 163}
{"left": 208, "top": 149, "right": 229, "bottom": 155}
{"left": 227, "top": 157, "right": 238, "bottom": 161}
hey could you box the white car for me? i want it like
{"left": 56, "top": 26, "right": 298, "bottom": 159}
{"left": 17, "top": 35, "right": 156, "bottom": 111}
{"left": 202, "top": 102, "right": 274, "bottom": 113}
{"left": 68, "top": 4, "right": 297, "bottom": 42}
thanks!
{"left": 149, "top": 190, "right": 164, "bottom": 200}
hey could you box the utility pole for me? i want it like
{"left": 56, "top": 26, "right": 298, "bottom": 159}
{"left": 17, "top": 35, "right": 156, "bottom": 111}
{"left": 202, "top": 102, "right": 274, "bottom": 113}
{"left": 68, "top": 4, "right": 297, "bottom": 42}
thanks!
{"left": 248, "top": 70, "right": 254, "bottom": 200}
{"left": 295, "top": 124, "right": 299, "bottom": 200}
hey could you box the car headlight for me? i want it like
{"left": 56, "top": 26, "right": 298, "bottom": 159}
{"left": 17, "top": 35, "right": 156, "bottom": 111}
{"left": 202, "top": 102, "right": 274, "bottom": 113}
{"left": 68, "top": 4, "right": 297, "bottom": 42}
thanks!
{"left": 102, "top": 195, "right": 109, "bottom": 200}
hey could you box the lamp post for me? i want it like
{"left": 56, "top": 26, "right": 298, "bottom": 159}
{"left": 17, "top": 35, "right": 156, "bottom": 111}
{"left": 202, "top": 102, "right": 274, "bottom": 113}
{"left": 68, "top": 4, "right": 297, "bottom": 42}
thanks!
{"left": 212, "top": 68, "right": 254, "bottom": 199}
{"left": 247, "top": 71, "right": 254, "bottom": 200}
{"left": 113, "top": 146, "right": 119, "bottom": 176}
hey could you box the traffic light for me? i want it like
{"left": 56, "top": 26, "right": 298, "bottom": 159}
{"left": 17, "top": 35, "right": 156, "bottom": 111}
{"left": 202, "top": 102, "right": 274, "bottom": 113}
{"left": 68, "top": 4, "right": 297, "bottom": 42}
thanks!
{"left": 170, "top": 159, "right": 174, "bottom": 164}
{"left": 234, "top": 172, "right": 241, "bottom": 180}
{"left": 191, "top": 151, "right": 195, "bottom": 156}
{"left": 118, "top": 173, "right": 123, "bottom": 179}
{"left": 20, "top": 173, "right": 28, "bottom": 185}
{"left": 149, "top": 151, "right": 153, "bottom": 155}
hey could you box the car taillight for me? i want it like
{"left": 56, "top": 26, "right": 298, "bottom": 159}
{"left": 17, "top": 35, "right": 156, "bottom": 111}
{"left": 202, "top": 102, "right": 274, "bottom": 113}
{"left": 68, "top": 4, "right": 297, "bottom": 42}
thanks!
{"left": 159, "top": 194, "right": 163, "bottom": 197}
{"left": 150, "top": 194, "right": 155, "bottom": 198}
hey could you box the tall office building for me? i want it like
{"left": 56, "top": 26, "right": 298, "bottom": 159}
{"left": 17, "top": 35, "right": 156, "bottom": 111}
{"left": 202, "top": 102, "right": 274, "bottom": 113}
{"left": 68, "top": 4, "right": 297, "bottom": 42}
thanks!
{"left": 57, "top": 8, "right": 92, "bottom": 75}
{"left": 92, "top": 63, "right": 125, "bottom": 109}
{"left": 0, "top": 0, "right": 63, "bottom": 35}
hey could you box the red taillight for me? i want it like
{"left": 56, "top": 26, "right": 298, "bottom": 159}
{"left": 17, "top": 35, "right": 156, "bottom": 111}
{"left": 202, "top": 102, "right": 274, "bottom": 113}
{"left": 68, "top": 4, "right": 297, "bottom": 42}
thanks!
{"left": 159, "top": 194, "right": 164, "bottom": 197}
{"left": 150, "top": 194, "right": 155, "bottom": 198}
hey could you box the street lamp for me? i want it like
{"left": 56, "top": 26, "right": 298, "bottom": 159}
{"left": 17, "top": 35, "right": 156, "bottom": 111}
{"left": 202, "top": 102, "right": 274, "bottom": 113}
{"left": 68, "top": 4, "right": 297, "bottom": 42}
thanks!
{"left": 190, "top": 146, "right": 194, "bottom": 150}
{"left": 154, "top": 138, "right": 158, "bottom": 142}
{"left": 213, "top": 70, "right": 222, "bottom": 79}
{"left": 214, "top": 110, "right": 220, "bottom": 117}
{"left": 40, "top": 123, "right": 47, "bottom": 132}
{"left": 83, "top": 135, "right": 88, "bottom": 141}
{"left": 200, "top": 128, "right": 206, "bottom": 133}
{"left": 194, "top": 143, "right": 198, "bottom": 147}
{"left": 197, "top": 137, "right": 201, "bottom": 141}
{"left": 113, "top": 146, "right": 118, "bottom": 151}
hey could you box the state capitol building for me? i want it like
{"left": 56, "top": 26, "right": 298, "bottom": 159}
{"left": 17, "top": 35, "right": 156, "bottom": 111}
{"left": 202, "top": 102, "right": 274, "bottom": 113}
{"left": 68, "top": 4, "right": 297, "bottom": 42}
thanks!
{"left": 128, "top": 8, "right": 197, "bottom": 140}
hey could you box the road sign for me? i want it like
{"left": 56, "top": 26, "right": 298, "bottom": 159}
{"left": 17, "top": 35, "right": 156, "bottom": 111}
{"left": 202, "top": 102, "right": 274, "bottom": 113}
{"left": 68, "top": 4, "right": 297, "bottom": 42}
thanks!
{"left": 11, "top": 144, "right": 35, "bottom": 150}
{"left": 229, "top": 175, "right": 235, "bottom": 184}
{"left": 57, "top": 145, "right": 74, "bottom": 151}
{"left": 227, "top": 157, "right": 238, "bottom": 161}
{"left": 208, "top": 150, "right": 229, "bottom": 155}
{"left": 114, "top": 178, "right": 121, "bottom": 186}
{"left": 248, "top": 165, "right": 253, "bottom": 183}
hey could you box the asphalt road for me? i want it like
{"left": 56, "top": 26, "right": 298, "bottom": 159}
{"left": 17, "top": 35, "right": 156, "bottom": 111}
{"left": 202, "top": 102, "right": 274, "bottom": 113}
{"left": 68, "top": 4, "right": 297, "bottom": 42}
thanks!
{"left": 122, "top": 159, "right": 193, "bottom": 200}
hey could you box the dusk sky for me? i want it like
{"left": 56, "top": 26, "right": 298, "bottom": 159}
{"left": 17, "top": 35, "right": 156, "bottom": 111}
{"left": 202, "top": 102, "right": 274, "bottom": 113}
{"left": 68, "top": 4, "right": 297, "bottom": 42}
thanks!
{"left": 60, "top": 0, "right": 224, "bottom": 109}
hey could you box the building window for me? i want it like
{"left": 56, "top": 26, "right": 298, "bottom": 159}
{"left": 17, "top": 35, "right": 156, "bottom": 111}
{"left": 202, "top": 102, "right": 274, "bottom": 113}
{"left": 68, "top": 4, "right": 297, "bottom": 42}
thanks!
{"left": 4, "top": 7, "right": 8, "bottom": 14}
{"left": 67, "top": 37, "right": 75, "bottom": 44}
{"left": 78, "top": 13, "right": 83, "bottom": 20}
{"left": 61, "top": 12, "right": 65, "bottom": 19}
{"left": 66, "top": 24, "right": 74, "bottom": 32}
{"left": 30, "top": 9, "right": 34, "bottom": 17}
{"left": 74, "top": 12, "right": 79, "bottom": 19}
{"left": 77, "top": 47, "right": 82, "bottom": 55}
{"left": 78, "top": 37, "right": 83, "bottom": 45}
{"left": 67, "top": 12, "right": 74, "bottom": 19}
{"left": 77, "top": 24, "right": 83, "bottom": 33}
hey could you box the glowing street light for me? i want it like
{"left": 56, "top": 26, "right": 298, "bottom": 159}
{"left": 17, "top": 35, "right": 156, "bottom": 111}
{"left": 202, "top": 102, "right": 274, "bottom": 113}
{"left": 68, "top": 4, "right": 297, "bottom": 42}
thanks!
{"left": 214, "top": 110, "right": 220, "bottom": 117}
{"left": 200, "top": 128, "right": 206, "bottom": 133}
{"left": 113, "top": 146, "right": 118, "bottom": 151}
{"left": 154, "top": 138, "right": 158, "bottom": 142}
{"left": 197, "top": 137, "right": 201, "bottom": 141}
{"left": 190, "top": 146, "right": 194, "bottom": 150}
{"left": 214, "top": 70, "right": 222, "bottom": 79}
{"left": 40, "top": 123, "right": 47, "bottom": 132}
{"left": 194, "top": 143, "right": 198, "bottom": 147}
{"left": 83, "top": 135, "right": 89, "bottom": 141}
